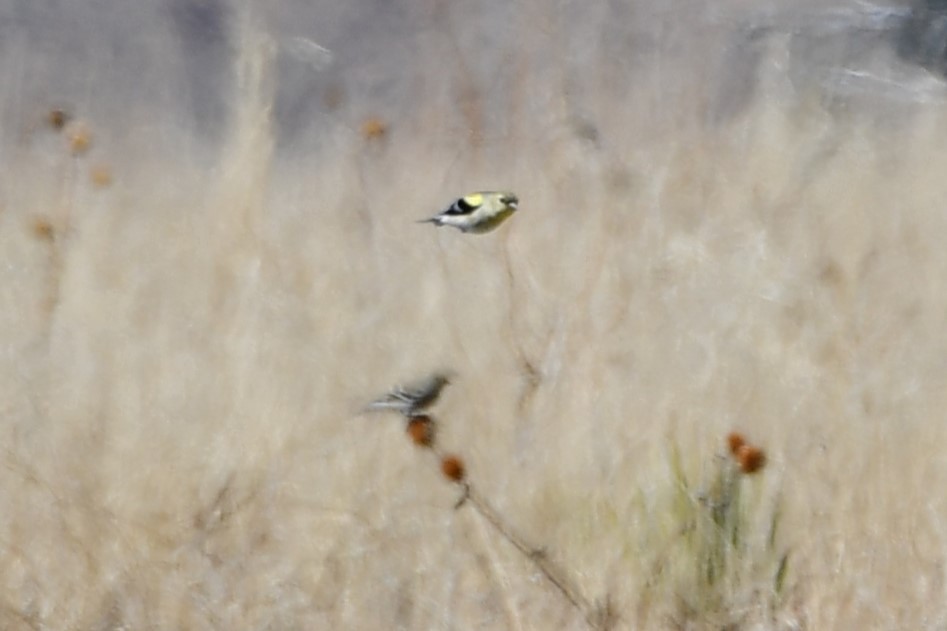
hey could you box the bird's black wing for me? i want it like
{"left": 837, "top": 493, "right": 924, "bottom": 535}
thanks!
{"left": 441, "top": 196, "right": 481, "bottom": 216}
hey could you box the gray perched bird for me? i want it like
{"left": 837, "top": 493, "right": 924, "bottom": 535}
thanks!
{"left": 419, "top": 192, "right": 519, "bottom": 234}
{"left": 365, "top": 372, "right": 452, "bottom": 417}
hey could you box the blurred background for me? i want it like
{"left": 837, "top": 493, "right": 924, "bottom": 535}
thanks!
{"left": 1, "top": 1, "right": 947, "bottom": 628}
{"left": 6, "top": 0, "right": 947, "bottom": 153}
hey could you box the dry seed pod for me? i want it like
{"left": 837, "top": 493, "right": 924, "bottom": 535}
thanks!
{"left": 440, "top": 455, "right": 466, "bottom": 483}
{"left": 47, "top": 108, "right": 71, "bottom": 131}
{"left": 67, "top": 122, "right": 93, "bottom": 156}
{"left": 406, "top": 415, "right": 435, "bottom": 448}
{"left": 360, "top": 117, "right": 388, "bottom": 141}
{"left": 89, "top": 164, "right": 113, "bottom": 188}
{"left": 727, "top": 432, "right": 746, "bottom": 457}
{"left": 736, "top": 445, "right": 766, "bottom": 474}
{"left": 31, "top": 217, "right": 55, "bottom": 241}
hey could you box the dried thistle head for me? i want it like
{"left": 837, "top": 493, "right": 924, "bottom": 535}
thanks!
{"left": 31, "top": 217, "right": 55, "bottom": 241}
{"left": 47, "top": 108, "right": 71, "bottom": 131}
{"left": 727, "top": 432, "right": 747, "bottom": 457}
{"left": 360, "top": 117, "right": 388, "bottom": 141}
{"left": 736, "top": 444, "right": 766, "bottom": 474}
{"left": 67, "top": 122, "right": 93, "bottom": 156}
{"left": 406, "top": 415, "right": 436, "bottom": 448}
{"left": 440, "top": 455, "right": 466, "bottom": 483}
{"left": 90, "top": 164, "right": 113, "bottom": 188}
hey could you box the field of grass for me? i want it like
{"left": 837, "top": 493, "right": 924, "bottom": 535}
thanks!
{"left": 2, "top": 3, "right": 947, "bottom": 629}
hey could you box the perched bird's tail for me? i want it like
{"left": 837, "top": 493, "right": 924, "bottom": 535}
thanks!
{"left": 363, "top": 399, "right": 406, "bottom": 414}
{"left": 417, "top": 217, "right": 441, "bottom": 225}
{"left": 363, "top": 372, "right": 453, "bottom": 417}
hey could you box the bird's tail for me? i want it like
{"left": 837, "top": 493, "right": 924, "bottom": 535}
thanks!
{"left": 363, "top": 400, "right": 401, "bottom": 413}
{"left": 417, "top": 217, "right": 441, "bottom": 225}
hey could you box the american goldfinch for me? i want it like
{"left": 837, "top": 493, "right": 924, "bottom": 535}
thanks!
{"left": 419, "top": 192, "right": 519, "bottom": 234}
{"left": 365, "top": 372, "right": 452, "bottom": 417}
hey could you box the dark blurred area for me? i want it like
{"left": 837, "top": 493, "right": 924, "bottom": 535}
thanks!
{"left": 898, "top": 0, "right": 947, "bottom": 74}
{"left": 166, "top": 0, "right": 232, "bottom": 142}
{"left": 1, "top": 0, "right": 946, "bottom": 156}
